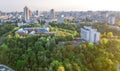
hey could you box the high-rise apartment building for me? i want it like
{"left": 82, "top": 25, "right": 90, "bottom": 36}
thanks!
{"left": 24, "top": 6, "right": 30, "bottom": 21}
{"left": 49, "top": 9, "right": 55, "bottom": 19}
{"left": 35, "top": 10, "right": 39, "bottom": 16}
{"left": 0, "top": 11, "right": 1, "bottom": 16}
{"left": 29, "top": 10, "right": 33, "bottom": 17}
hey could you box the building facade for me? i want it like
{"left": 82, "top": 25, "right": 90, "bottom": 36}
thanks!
{"left": 108, "top": 16, "right": 115, "bottom": 25}
{"left": 49, "top": 9, "right": 55, "bottom": 19}
{"left": 0, "top": 11, "right": 2, "bottom": 16}
{"left": 15, "top": 27, "right": 51, "bottom": 35}
{"left": 81, "top": 26, "right": 100, "bottom": 43}
{"left": 24, "top": 6, "right": 30, "bottom": 22}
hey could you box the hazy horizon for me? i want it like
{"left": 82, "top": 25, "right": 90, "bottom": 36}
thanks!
{"left": 0, "top": 0, "right": 120, "bottom": 12}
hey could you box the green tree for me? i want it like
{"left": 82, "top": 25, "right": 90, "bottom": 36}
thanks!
{"left": 101, "top": 38, "right": 108, "bottom": 45}
{"left": 88, "top": 42, "right": 94, "bottom": 49}
{"left": 107, "top": 32, "right": 113, "bottom": 38}
{"left": 57, "top": 66, "right": 65, "bottom": 71}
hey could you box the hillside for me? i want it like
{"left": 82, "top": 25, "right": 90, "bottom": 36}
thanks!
{"left": 0, "top": 23, "right": 120, "bottom": 71}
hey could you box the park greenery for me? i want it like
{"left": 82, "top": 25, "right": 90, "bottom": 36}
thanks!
{"left": 0, "top": 22, "right": 120, "bottom": 71}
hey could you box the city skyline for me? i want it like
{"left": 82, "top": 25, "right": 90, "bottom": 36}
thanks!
{"left": 0, "top": 0, "right": 120, "bottom": 12}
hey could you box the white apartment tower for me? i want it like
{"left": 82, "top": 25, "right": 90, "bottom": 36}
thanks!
{"left": 24, "top": 6, "right": 30, "bottom": 21}
{"left": 81, "top": 26, "right": 100, "bottom": 43}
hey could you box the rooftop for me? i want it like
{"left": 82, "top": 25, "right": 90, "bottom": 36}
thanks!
{"left": 83, "top": 26, "right": 98, "bottom": 32}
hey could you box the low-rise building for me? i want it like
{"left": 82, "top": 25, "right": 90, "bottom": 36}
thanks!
{"left": 15, "top": 28, "right": 28, "bottom": 35}
{"left": 15, "top": 27, "right": 53, "bottom": 35}
{"left": 81, "top": 26, "right": 100, "bottom": 43}
{"left": 17, "top": 22, "right": 27, "bottom": 27}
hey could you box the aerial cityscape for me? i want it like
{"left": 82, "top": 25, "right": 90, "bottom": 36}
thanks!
{"left": 0, "top": 0, "right": 120, "bottom": 71}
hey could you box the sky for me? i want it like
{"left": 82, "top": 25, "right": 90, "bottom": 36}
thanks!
{"left": 0, "top": 0, "right": 120, "bottom": 12}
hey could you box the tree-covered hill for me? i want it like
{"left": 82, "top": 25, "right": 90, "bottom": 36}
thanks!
{"left": 0, "top": 23, "right": 120, "bottom": 71}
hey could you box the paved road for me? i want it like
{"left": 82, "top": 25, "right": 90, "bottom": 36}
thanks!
{"left": 0, "top": 64, "right": 14, "bottom": 71}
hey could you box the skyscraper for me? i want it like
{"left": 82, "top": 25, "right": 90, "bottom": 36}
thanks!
{"left": 35, "top": 10, "right": 39, "bottom": 16}
{"left": 0, "top": 11, "right": 2, "bottom": 16}
{"left": 49, "top": 9, "right": 55, "bottom": 19}
{"left": 24, "top": 6, "right": 30, "bottom": 21}
{"left": 29, "top": 10, "right": 33, "bottom": 17}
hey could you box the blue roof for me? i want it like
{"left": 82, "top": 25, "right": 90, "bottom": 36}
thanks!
{"left": 38, "top": 28, "right": 49, "bottom": 33}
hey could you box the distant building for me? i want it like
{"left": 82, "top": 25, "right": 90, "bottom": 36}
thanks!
{"left": 24, "top": 6, "right": 30, "bottom": 22}
{"left": 35, "top": 10, "right": 39, "bottom": 16}
{"left": 29, "top": 10, "right": 33, "bottom": 17}
{"left": 36, "top": 28, "right": 49, "bottom": 33}
{"left": 0, "top": 11, "right": 2, "bottom": 16}
{"left": 57, "top": 15, "right": 64, "bottom": 23}
{"left": 0, "top": 19, "right": 4, "bottom": 23}
{"left": 15, "top": 27, "right": 54, "bottom": 36}
{"left": 17, "top": 22, "right": 27, "bottom": 27}
{"left": 45, "top": 19, "right": 57, "bottom": 23}
{"left": 15, "top": 28, "right": 28, "bottom": 35}
{"left": 81, "top": 26, "right": 100, "bottom": 43}
{"left": 29, "top": 31, "right": 36, "bottom": 35}
{"left": 49, "top": 9, "right": 55, "bottom": 19}
{"left": 0, "top": 19, "right": 2, "bottom": 25}
{"left": 108, "top": 16, "right": 115, "bottom": 25}
{"left": 77, "top": 22, "right": 81, "bottom": 27}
